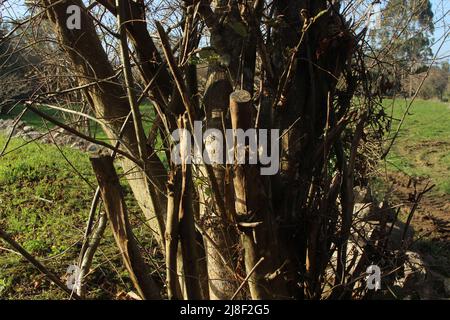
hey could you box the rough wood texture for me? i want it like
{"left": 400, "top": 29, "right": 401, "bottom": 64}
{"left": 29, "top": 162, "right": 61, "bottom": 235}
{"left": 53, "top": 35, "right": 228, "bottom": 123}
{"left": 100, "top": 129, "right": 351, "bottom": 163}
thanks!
{"left": 43, "top": 0, "right": 167, "bottom": 249}
{"left": 165, "top": 170, "right": 183, "bottom": 300}
{"left": 178, "top": 115, "right": 203, "bottom": 300}
{"left": 199, "top": 67, "right": 241, "bottom": 299}
{"left": 77, "top": 212, "right": 107, "bottom": 297}
{"left": 229, "top": 90, "right": 287, "bottom": 299}
{"left": 90, "top": 156, "right": 161, "bottom": 300}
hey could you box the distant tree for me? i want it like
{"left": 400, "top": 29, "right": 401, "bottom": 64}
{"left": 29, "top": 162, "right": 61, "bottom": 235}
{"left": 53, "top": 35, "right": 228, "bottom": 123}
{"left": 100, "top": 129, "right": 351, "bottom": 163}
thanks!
{"left": 433, "top": 64, "right": 449, "bottom": 100}
{"left": 0, "top": 23, "right": 27, "bottom": 113}
{"left": 370, "top": 0, "right": 434, "bottom": 96}
{"left": 418, "top": 64, "right": 449, "bottom": 100}
{"left": 0, "top": 19, "right": 43, "bottom": 114}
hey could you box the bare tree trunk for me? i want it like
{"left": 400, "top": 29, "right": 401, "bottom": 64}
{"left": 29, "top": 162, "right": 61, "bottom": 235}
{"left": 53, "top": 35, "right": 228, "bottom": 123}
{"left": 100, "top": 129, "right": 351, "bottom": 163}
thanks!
{"left": 230, "top": 90, "right": 287, "bottom": 299}
{"left": 42, "top": 0, "right": 167, "bottom": 248}
{"left": 178, "top": 116, "right": 203, "bottom": 299}
{"left": 90, "top": 156, "right": 162, "bottom": 300}
{"left": 199, "top": 66, "right": 241, "bottom": 299}
{"left": 165, "top": 169, "right": 183, "bottom": 300}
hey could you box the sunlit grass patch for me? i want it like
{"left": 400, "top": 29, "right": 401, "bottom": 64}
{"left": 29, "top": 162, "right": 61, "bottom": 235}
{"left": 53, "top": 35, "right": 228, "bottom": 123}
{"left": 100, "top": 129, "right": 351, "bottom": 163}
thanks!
{"left": 383, "top": 98, "right": 450, "bottom": 194}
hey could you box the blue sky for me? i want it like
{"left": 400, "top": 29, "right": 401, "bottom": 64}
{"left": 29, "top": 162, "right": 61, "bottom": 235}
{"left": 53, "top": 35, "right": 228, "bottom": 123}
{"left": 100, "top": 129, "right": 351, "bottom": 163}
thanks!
{"left": 429, "top": 0, "right": 450, "bottom": 63}
{"left": 1, "top": 0, "right": 449, "bottom": 62}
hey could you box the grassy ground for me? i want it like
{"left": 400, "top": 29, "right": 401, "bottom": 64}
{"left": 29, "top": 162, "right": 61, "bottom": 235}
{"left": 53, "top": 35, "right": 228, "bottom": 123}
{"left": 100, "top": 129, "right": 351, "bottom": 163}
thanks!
{"left": 0, "top": 134, "right": 161, "bottom": 299}
{"left": 380, "top": 98, "right": 450, "bottom": 280}
{"left": 384, "top": 98, "right": 450, "bottom": 194}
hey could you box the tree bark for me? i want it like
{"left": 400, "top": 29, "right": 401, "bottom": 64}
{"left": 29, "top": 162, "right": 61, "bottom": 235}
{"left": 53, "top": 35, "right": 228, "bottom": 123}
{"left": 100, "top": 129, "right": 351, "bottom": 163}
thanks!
{"left": 230, "top": 90, "right": 287, "bottom": 299}
{"left": 90, "top": 156, "right": 162, "bottom": 300}
{"left": 42, "top": 0, "right": 167, "bottom": 248}
{"left": 77, "top": 212, "right": 107, "bottom": 297}
{"left": 199, "top": 66, "right": 241, "bottom": 299}
{"left": 165, "top": 169, "right": 183, "bottom": 300}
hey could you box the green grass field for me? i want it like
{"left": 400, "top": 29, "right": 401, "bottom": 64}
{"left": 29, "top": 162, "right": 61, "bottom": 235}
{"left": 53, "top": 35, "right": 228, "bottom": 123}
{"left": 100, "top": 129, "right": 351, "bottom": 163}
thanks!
{"left": 0, "top": 134, "right": 159, "bottom": 299}
{"left": 384, "top": 98, "right": 450, "bottom": 194}
{"left": 0, "top": 103, "right": 157, "bottom": 141}
{"left": 382, "top": 98, "right": 450, "bottom": 279}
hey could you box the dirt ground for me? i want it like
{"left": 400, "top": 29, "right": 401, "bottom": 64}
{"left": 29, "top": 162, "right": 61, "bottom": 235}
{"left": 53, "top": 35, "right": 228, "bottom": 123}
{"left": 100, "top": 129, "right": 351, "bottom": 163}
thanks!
{"left": 387, "top": 172, "right": 450, "bottom": 243}
{"left": 386, "top": 171, "right": 450, "bottom": 286}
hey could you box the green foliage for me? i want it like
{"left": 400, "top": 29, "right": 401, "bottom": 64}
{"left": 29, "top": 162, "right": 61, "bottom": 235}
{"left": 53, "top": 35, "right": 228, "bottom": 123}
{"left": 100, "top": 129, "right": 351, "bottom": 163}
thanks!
{"left": 418, "top": 65, "right": 449, "bottom": 100}
{"left": 0, "top": 135, "right": 94, "bottom": 250}
{"left": 190, "top": 47, "right": 221, "bottom": 66}
{"left": 369, "top": 0, "right": 435, "bottom": 95}
{"left": 0, "top": 101, "right": 165, "bottom": 299}
{"left": 380, "top": 0, "right": 434, "bottom": 63}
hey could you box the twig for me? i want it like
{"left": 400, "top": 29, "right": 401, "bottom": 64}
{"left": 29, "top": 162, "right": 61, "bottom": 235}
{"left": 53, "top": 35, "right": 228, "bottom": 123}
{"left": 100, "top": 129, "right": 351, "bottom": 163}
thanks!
{"left": 24, "top": 102, "right": 141, "bottom": 165}
{"left": 231, "top": 257, "right": 265, "bottom": 300}
{"left": 0, "top": 106, "right": 27, "bottom": 157}
{"left": 165, "top": 169, "right": 182, "bottom": 300}
{"left": 77, "top": 212, "right": 107, "bottom": 297}
{"left": 78, "top": 187, "right": 102, "bottom": 267}
{"left": 44, "top": 121, "right": 96, "bottom": 190}
{"left": 116, "top": 0, "right": 148, "bottom": 162}
{"left": 0, "top": 227, "right": 80, "bottom": 299}
{"left": 402, "top": 183, "right": 435, "bottom": 243}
